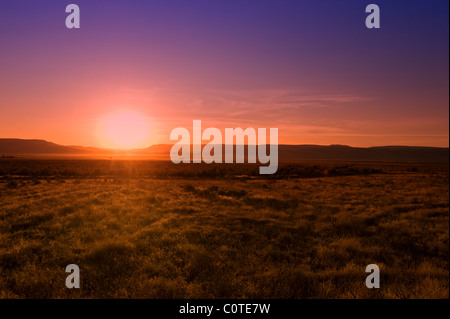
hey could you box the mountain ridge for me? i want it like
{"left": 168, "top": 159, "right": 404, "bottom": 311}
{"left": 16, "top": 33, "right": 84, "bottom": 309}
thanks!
{"left": 0, "top": 138, "right": 448, "bottom": 163}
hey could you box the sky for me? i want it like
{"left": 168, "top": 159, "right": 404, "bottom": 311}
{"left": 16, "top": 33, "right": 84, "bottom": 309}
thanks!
{"left": 0, "top": 0, "right": 448, "bottom": 148}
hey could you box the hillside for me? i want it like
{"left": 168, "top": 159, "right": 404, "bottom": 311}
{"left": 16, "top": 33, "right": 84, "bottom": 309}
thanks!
{"left": 0, "top": 138, "right": 448, "bottom": 163}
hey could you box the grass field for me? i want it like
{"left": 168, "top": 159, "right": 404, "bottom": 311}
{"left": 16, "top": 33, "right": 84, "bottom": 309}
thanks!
{"left": 0, "top": 159, "right": 448, "bottom": 298}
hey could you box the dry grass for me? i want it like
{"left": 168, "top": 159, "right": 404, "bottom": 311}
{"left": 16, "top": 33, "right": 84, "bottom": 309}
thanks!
{"left": 0, "top": 160, "right": 448, "bottom": 298}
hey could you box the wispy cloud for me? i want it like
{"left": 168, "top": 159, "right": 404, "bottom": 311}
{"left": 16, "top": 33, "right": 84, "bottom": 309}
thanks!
{"left": 137, "top": 87, "right": 371, "bottom": 122}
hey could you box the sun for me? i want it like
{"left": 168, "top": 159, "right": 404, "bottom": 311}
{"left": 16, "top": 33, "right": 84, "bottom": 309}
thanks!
{"left": 98, "top": 111, "right": 151, "bottom": 149}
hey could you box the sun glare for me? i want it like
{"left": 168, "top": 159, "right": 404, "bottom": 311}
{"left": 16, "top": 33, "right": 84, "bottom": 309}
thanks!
{"left": 98, "top": 111, "right": 151, "bottom": 149}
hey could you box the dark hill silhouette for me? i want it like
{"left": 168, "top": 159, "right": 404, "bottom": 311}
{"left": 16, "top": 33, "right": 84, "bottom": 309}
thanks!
{"left": 277, "top": 144, "right": 449, "bottom": 163}
{"left": 0, "top": 138, "right": 448, "bottom": 163}
{"left": 0, "top": 139, "right": 89, "bottom": 154}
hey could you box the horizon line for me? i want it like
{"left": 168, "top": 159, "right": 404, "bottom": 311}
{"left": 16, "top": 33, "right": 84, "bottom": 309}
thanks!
{"left": 0, "top": 137, "right": 448, "bottom": 151}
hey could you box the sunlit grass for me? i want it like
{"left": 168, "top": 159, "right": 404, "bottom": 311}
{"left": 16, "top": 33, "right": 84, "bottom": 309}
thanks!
{"left": 0, "top": 161, "right": 448, "bottom": 298}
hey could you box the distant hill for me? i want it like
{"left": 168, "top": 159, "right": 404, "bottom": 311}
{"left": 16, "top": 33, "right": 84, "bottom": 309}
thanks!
{"left": 0, "top": 138, "right": 448, "bottom": 163}
{"left": 0, "top": 139, "right": 89, "bottom": 155}
{"left": 277, "top": 144, "right": 449, "bottom": 163}
{"left": 142, "top": 144, "right": 449, "bottom": 163}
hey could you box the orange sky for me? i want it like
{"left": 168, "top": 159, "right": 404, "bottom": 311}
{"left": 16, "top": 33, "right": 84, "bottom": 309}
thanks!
{"left": 0, "top": 1, "right": 448, "bottom": 149}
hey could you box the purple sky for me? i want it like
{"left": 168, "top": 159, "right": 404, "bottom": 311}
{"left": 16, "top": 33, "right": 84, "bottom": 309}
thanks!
{"left": 0, "top": 0, "right": 448, "bottom": 148}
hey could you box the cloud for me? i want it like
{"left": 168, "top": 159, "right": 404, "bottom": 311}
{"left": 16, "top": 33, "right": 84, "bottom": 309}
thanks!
{"left": 142, "top": 88, "right": 370, "bottom": 125}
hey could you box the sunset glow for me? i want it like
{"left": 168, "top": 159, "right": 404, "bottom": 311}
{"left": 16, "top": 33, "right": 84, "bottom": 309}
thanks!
{"left": 0, "top": 1, "right": 448, "bottom": 148}
{"left": 97, "top": 111, "right": 151, "bottom": 149}
{"left": 0, "top": 0, "right": 448, "bottom": 301}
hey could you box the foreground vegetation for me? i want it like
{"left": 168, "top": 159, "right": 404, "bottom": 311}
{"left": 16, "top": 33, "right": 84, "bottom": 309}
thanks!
{"left": 0, "top": 159, "right": 448, "bottom": 298}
